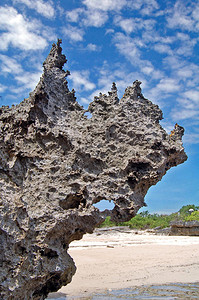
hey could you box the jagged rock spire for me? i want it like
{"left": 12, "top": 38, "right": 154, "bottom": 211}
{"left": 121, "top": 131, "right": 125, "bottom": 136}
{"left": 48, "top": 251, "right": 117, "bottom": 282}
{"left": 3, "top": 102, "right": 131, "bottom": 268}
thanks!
{"left": 43, "top": 39, "right": 67, "bottom": 71}
{"left": 170, "top": 123, "right": 185, "bottom": 140}
{"left": 111, "top": 82, "right": 117, "bottom": 93}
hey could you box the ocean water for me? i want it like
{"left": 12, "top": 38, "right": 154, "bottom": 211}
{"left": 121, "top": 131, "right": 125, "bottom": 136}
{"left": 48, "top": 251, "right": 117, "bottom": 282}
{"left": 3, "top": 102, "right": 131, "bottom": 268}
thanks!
{"left": 47, "top": 282, "right": 199, "bottom": 299}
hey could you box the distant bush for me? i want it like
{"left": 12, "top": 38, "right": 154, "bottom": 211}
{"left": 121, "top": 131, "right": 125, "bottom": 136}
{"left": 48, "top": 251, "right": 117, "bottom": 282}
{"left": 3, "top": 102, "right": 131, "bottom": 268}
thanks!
{"left": 99, "top": 204, "right": 199, "bottom": 229}
{"left": 179, "top": 205, "right": 199, "bottom": 216}
{"left": 99, "top": 216, "right": 116, "bottom": 227}
{"left": 184, "top": 211, "right": 199, "bottom": 222}
{"left": 119, "top": 213, "right": 174, "bottom": 229}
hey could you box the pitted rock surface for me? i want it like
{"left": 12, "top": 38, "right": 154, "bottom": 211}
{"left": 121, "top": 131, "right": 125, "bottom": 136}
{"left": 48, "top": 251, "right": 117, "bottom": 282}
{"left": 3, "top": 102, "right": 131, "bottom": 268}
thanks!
{"left": 0, "top": 40, "right": 187, "bottom": 299}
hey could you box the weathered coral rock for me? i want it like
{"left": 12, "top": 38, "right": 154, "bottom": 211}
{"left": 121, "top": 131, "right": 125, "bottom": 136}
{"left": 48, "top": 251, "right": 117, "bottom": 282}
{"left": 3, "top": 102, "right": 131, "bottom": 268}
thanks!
{"left": 0, "top": 40, "right": 187, "bottom": 299}
{"left": 170, "top": 221, "right": 199, "bottom": 236}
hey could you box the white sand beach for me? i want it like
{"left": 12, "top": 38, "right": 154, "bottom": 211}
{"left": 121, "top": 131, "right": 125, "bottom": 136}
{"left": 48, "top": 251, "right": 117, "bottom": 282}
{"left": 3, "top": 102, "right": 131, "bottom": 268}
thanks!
{"left": 58, "top": 228, "right": 199, "bottom": 298}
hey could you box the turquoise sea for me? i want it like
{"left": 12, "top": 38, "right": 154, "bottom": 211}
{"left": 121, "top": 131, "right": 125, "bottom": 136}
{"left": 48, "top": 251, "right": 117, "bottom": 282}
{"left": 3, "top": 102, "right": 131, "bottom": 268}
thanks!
{"left": 47, "top": 282, "right": 199, "bottom": 299}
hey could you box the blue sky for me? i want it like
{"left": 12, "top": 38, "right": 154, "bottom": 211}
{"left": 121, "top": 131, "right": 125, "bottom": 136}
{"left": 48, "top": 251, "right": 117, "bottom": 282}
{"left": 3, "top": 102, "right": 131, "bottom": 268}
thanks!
{"left": 0, "top": 0, "right": 198, "bottom": 214}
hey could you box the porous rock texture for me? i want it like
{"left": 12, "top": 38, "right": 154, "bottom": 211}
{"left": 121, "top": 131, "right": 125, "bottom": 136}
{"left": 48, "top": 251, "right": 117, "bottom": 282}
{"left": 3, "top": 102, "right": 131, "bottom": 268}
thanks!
{"left": 0, "top": 40, "right": 187, "bottom": 299}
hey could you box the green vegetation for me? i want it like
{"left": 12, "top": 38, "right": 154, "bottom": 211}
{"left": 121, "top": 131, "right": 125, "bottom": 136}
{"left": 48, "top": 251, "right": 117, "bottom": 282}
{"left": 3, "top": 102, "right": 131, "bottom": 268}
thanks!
{"left": 185, "top": 211, "right": 199, "bottom": 222}
{"left": 99, "top": 205, "right": 199, "bottom": 229}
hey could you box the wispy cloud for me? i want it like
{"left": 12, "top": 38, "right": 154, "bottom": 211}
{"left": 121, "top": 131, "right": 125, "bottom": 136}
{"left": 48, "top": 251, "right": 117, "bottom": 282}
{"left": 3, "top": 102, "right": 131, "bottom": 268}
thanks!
{"left": 0, "top": 54, "right": 24, "bottom": 74}
{"left": 86, "top": 43, "right": 101, "bottom": 51}
{"left": 80, "top": 97, "right": 90, "bottom": 105}
{"left": 0, "top": 6, "right": 48, "bottom": 51}
{"left": 66, "top": 8, "right": 84, "bottom": 23}
{"left": 66, "top": 7, "right": 108, "bottom": 27}
{"left": 113, "top": 32, "right": 160, "bottom": 80}
{"left": 167, "top": 1, "right": 199, "bottom": 32}
{"left": 62, "top": 25, "right": 85, "bottom": 42}
{"left": 139, "top": 0, "right": 159, "bottom": 15}
{"left": 70, "top": 70, "right": 96, "bottom": 91}
{"left": 82, "top": 0, "right": 159, "bottom": 14}
{"left": 82, "top": 0, "right": 127, "bottom": 11}
{"left": 0, "top": 84, "right": 7, "bottom": 93}
{"left": 82, "top": 10, "right": 108, "bottom": 27}
{"left": 156, "top": 78, "right": 181, "bottom": 93}
{"left": 184, "top": 90, "right": 199, "bottom": 103}
{"left": 171, "top": 88, "right": 199, "bottom": 122}
{"left": 12, "top": 0, "right": 55, "bottom": 18}
{"left": 183, "top": 132, "right": 199, "bottom": 144}
{"left": 114, "top": 16, "right": 156, "bottom": 34}
{"left": 153, "top": 43, "right": 172, "bottom": 55}
{"left": 145, "top": 77, "right": 181, "bottom": 106}
{"left": 15, "top": 71, "right": 42, "bottom": 91}
{"left": 0, "top": 53, "right": 43, "bottom": 97}
{"left": 113, "top": 33, "right": 141, "bottom": 62}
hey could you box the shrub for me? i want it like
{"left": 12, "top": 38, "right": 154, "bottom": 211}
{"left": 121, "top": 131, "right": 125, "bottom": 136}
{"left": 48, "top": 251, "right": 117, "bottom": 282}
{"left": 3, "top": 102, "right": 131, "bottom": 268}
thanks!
{"left": 99, "top": 216, "right": 116, "bottom": 227}
{"left": 98, "top": 205, "right": 199, "bottom": 229}
{"left": 184, "top": 211, "right": 199, "bottom": 222}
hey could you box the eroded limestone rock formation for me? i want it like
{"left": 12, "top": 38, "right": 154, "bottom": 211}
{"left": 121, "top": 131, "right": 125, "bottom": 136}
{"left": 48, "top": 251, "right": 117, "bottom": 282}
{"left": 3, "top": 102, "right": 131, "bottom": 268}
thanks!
{"left": 0, "top": 40, "right": 187, "bottom": 299}
{"left": 170, "top": 221, "right": 199, "bottom": 236}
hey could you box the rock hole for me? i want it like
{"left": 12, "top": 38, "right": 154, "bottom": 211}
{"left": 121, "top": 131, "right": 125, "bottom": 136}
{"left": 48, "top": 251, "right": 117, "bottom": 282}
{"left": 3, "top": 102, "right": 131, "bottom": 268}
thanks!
{"left": 93, "top": 199, "right": 115, "bottom": 212}
{"left": 59, "top": 194, "right": 86, "bottom": 210}
{"left": 40, "top": 248, "right": 58, "bottom": 259}
{"left": 127, "top": 176, "right": 137, "bottom": 189}
{"left": 84, "top": 111, "right": 92, "bottom": 119}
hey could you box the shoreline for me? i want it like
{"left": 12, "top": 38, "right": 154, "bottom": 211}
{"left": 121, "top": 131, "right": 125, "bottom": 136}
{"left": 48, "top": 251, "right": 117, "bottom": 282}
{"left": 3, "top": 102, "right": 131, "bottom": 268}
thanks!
{"left": 48, "top": 229, "right": 199, "bottom": 299}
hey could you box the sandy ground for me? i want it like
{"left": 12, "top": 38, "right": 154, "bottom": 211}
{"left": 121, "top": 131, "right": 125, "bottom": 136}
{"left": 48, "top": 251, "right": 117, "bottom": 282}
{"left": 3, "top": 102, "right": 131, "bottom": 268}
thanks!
{"left": 51, "top": 228, "right": 199, "bottom": 299}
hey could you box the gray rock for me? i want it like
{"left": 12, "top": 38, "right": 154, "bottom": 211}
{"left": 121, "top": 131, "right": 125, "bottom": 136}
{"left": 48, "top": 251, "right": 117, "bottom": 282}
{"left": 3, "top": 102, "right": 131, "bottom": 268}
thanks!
{"left": 170, "top": 221, "right": 199, "bottom": 236}
{"left": 0, "top": 40, "right": 187, "bottom": 299}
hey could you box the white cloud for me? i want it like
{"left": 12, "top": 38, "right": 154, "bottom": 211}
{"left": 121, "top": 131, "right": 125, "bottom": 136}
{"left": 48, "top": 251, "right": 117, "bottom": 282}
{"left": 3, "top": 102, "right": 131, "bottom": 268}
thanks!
{"left": 13, "top": 0, "right": 55, "bottom": 18}
{"left": 142, "top": 66, "right": 154, "bottom": 75}
{"left": 183, "top": 90, "right": 199, "bottom": 102}
{"left": 139, "top": 0, "right": 159, "bottom": 15}
{"left": 156, "top": 78, "right": 181, "bottom": 93}
{"left": 183, "top": 133, "right": 199, "bottom": 144}
{"left": 83, "top": 0, "right": 159, "bottom": 14}
{"left": 176, "top": 32, "right": 190, "bottom": 41}
{"left": 86, "top": 43, "right": 100, "bottom": 51}
{"left": 170, "top": 87, "right": 199, "bottom": 122}
{"left": 15, "top": 71, "right": 42, "bottom": 90}
{"left": 177, "top": 67, "right": 193, "bottom": 79}
{"left": 145, "top": 78, "right": 181, "bottom": 105}
{"left": 172, "top": 108, "right": 198, "bottom": 121}
{"left": 192, "top": 5, "right": 199, "bottom": 21}
{"left": 70, "top": 71, "right": 96, "bottom": 91}
{"left": 82, "top": 0, "right": 127, "bottom": 11}
{"left": 66, "top": 8, "right": 84, "bottom": 23}
{"left": 66, "top": 7, "right": 108, "bottom": 27}
{"left": 114, "top": 16, "right": 156, "bottom": 34}
{"left": 163, "top": 55, "right": 199, "bottom": 86}
{"left": 163, "top": 55, "right": 186, "bottom": 73}
{"left": 0, "top": 54, "right": 23, "bottom": 74}
{"left": 176, "top": 40, "right": 197, "bottom": 57}
{"left": 167, "top": 11, "right": 193, "bottom": 31}
{"left": 117, "top": 18, "right": 135, "bottom": 34}
{"left": 105, "top": 28, "right": 114, "bottom": 35}
{"left": 62, "top": 25, "right": 84, "bottom": 42}
{"left": 167, "top": 1, "right": 199, "bottom": 32}
{"left": 83, "top": 10, "right": 108, "bottom": 27}
{"left": 113, "top": 32, "right": 159, "bottom": 79}
{"left": 80, "top": 97, "right": 90, "bottom": 104}
{"left": 113, "top": 33, "right": 141, "bottom": 63}
{"left": 0, "top": 84, "right": 7, "bottom": 93}
{"left": 154, "top": 43, "right": 172, "bottom": 55}
{"left": 0, "top": 6, "right": 48, "bottom": 51}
